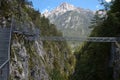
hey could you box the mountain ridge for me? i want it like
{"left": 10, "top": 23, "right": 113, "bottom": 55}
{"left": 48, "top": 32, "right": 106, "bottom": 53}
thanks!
{"left": 44, "top": 2, "right": 94, "bottom": 38}
{"left": 43, "top": 2, "right": 94, "bottom": 48}
{"left": 44, "top": 2, "right": 94, "bottom": 17}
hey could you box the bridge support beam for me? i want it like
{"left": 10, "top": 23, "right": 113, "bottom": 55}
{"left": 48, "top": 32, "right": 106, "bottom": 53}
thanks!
{"left": 110, "top": 42, "right": 120, "bottom": 80}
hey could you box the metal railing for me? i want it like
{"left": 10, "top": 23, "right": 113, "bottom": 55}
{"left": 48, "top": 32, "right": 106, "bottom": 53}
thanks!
{"left": 39, "top": 36, "right": 120, "bottom": 42}
{"left": 0, "top": 16, "right": 14, "bottom": 69}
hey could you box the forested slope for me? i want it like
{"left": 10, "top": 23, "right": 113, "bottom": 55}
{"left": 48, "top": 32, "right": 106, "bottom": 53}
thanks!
{"left": 70, "top": 0, "right": 120, "bottom": 80}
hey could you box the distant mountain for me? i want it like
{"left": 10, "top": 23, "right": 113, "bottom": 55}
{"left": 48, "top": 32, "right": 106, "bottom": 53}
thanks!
{"left": 44, "top": 2, "right": 94, "bottom": 38}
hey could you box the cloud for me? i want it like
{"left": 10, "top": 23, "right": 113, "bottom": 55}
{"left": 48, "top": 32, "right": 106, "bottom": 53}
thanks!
{"left": 105, "top": 0, "right": 111, "bottom": 2}
{"left": 96, "top": 5, "right": 100, "bottom": 8}
{"left": 41, "top": 6, "right": 52, "bottom": 13}
{"left": 42, "top": 9, "right": 49, "bottom": 13}
{"left": 96, "top": 4, "right": 102, "bottom": 10}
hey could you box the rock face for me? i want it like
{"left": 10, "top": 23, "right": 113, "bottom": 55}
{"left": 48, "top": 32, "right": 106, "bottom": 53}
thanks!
{"left": 0, "top": 1, "right": 75, "bottom": 80}
{"left": 10, "top": 33, "right": 74, "bottom": 80}
{"left": 44, "top": 2, "right": 94, "bottom": 38}
{"left": 44, "top": 2, "right": 76, "bottom": 17}
{"left": 10, "top": 36, "right": 49, "bottom": 80}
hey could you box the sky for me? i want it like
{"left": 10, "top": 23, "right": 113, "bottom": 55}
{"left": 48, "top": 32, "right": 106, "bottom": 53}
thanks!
{"left": 29, "top": 0, "right": 111, "bottom": 13}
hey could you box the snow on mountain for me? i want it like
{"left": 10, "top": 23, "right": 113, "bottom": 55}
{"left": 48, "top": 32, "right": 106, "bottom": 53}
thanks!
{"left": 43, "top": 2, "right": 94, "bottom": 48}
{"left": 55, "top": 2, "right": 76, "bottom": 12}
{"left": 44, "top": 2, "right": 77, "bottom": 17}
{"left": 44, "top": 2, "right": 93, "bottom": 17}
{"left": 43, "top": 2, "right": 94, "bottom": 39}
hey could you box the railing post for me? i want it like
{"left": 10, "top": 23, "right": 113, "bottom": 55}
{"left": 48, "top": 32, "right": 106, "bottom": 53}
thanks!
{"left": 110, "top": 41, "right": 120, "bottom": 80}
{"left": 8, "top": 15, "right": 14, "bottom": 78}
{"left": 110, "top": 42, "right": 115, "bottom": 67}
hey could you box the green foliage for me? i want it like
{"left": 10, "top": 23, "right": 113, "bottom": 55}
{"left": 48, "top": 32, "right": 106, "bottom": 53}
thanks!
{"left": 0, "top": 0, "right": 74, "bottom": 79}
{"left": 18, "top": 66, "right": 23, "bottom": 74}
{"left": 28, "top": 8, "right": 74, "bottom": 79}
{"left": 71, "top": 0, "right": 120, "bottom": 80}
{"left": 50, "top": 69, "right": 66, "bottom": 80}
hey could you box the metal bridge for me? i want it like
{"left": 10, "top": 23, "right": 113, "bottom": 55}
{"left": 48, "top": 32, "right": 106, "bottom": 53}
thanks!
{"left": 39, "top": 36, "right": 120, "bottom": 42}
{"left": 0, "top": 16, "right": 120, "bottom": 79}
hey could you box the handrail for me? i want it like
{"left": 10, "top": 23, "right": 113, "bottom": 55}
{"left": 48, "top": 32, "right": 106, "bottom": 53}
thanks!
{"left": 0, "top": 15, "right": 14, "bottom": 69}
{"left": 9, "top": 15, "right": 14, "bottom": 61}
{"left": 39, "top": 36, "right": 119, "bottom": 42}
{"left": 0, "top": 59, "right": 9, "bottom": 69}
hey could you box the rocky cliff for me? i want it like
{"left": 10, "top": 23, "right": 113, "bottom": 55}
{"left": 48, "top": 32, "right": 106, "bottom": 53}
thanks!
{"left": 0, "top": 0, "right": 75, "bottom": 80}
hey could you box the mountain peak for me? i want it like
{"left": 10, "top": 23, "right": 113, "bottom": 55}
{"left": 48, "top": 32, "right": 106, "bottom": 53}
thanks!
{"left": 60, "top": 2, "right": 72, "bottom": 7}
{"left": 44, "top": 2, "right": 76, "bottom": 17}
{"left": 60, "top": 2, "right": 68, "bottom": 5}
{"left": 58, "top": 2, "right": 76, "bottom": 11}
{"left": 44, "top": 2, "right": 94, "bottom": 17}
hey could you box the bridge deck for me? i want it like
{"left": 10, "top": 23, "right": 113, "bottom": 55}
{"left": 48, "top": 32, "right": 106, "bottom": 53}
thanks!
{"left": 12, "top": 29, "right": 120, "bottom": 42}
{"left": 39, "top": 36, "right": 120, "bottom": 42}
